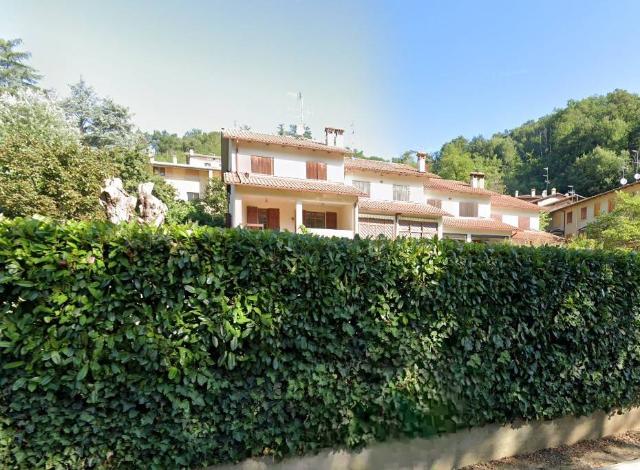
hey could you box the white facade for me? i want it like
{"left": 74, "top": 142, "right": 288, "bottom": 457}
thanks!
{"left": 344, "top": 172, "right": 425, "bottom": 202}
{"left": 151, "top": 155, "right": 221, "bottom": 201}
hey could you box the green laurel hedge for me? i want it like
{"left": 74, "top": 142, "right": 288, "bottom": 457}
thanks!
{"left": 2, "top": 217, "right": 640, "bottom": 468}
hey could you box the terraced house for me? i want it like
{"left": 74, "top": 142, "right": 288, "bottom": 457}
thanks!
{"left": 222, "top": 127, "right": 558, "bottom": 244}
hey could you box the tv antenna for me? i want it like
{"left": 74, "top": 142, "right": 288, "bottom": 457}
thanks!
{"left": 632, "top": 150, "right": 640, "bottom": 181}
{"left": 296, "top": 92, "right": 304, "bottom": 136}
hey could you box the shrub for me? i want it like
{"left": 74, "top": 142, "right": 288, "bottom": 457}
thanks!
{"left": 2, "top": 217, "right": 640, "bottom": 468}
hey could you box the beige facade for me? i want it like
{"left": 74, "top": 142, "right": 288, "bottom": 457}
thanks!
{"left": 150, "top": 153, "right": 221, "bottom": 201}
{"left": 548, "top": 181, "right": 640, "bottom": 237}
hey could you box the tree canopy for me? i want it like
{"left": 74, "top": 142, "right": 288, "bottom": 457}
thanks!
{"left": 0, "top": 38, "right": 41, "bottom": 94}
{"left": 433, "top": 90, "right": 640, "bottom": 196}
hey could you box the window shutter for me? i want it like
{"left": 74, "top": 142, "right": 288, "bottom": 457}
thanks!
{"left": 306, "top": 161, "right": 318, "bottom": 179}
{"left": 427, "top": 199, "right": 441, "bottom": 209}
{"left": 317, "top": 162, "right": 327, "bottom": 180}
{"left": 247, "top": 206, "right": 258, "bottom": 224}
{"left": 267, "top": 208, "right": 280, "bottom": 230}
{"left": 518, "top": 216, "right": 530, "bottom": 229}
{"left": 251, "top": 156, "right": 261, "bottom": 173}
{"left": 326, "top": 211, "right": 337, "bottom": 229}
{"left": 459, "top": 202, "right": 478, "bottom": 217}
{"left": 265, "top": 157, "right": 273, "bottom": 175}
{"left": 608, "top": 199, "right": 615, "bottom": 212}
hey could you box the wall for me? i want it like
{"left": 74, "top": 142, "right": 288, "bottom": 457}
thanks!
{"left": 424, "top": 190, "right": 491, "bottom": 218}
{"left": 161, "top": 167, "right": 209, "bottom": 200}
{"left": 344, "top": 172, "right": 425, "bottom": 202}
{"left": 234, "top": 141, "right": 344, "bottom": 182}
{"left": 213, "top": 408, "right": 640, "bottom": 470}
{"left": 491, "top": 207, "right": 540, "bottom": 231}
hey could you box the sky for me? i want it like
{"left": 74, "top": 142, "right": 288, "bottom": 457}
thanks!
{"left": 2, "top": 0, "right": 640, "bottom": 158}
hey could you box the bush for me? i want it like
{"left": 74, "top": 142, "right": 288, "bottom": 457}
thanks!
{"left": 2, "top": 217, "right": 640, "bottom": 468}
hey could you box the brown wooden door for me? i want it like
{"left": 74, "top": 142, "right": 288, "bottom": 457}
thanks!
{"left": 247, "top": 206, "right": 258, "bottom": 224}
{"left": 325, "top": 211, "right": 337, "bottom": 229}
{"left": 266, "top": 208, "right": 280, "bottom": 230}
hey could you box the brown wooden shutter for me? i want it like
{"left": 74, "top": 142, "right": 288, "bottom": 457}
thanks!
{"left": 251, "top": 156, "right": 261, "bottom": 173}
{"left": 608, "top": 199, "right": 615, "bottom": 212}
{"left": 518, "top": 216, "right": 530, "bottom": 230}
{"left": 267, "top": 208, "right": 280, "bottom": 230}
{"left": 247, "top": 206, "right": 258, "bottom": 224}
{"left": 317, "top": 162, "right": 327, "bottom": 180}
{"left": 265, "top": 157, "right": 273, "bottom": 175}
{"left": 306, "top": 161, "right": 317, "bottom": 179}
{"left": 326, "top": 211, "right": 337, "bottom": 229}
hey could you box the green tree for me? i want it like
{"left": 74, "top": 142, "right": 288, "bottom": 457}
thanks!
{"left": 61, "top": 79, "right": 135, "bottom": 148}
{"left": 0, "top": 38, "right": 41, "bottom": 94}
{"left": 277, "top": 123, "right": 312, "bottom": 139}
{"left": 0, "top": 92, "right": 115, "bottom": 219}
{"left": 166, "top": 179, "right": 226, "bottom": 227}
{"left": 571, "top": 147, "right": 627, "bottom": 196}
{"left": 434, "top": 137, "right": 475, "bottom": 180}
{"left": 392, "top": 150, "right": 417, "bottom": 167}
{"left": 579, "top": 192, "right": 640, "bottom": 250}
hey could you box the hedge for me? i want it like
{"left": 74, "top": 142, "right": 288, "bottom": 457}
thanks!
{"left": 2, "top": 217, "right": 640, "bottom": 468}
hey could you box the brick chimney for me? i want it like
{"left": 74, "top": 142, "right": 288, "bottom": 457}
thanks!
{"left": 416, "top": 152, "right": 427, "bottom": 173}
{"left": 531, "top": 188, "right": 536, "bottom": 197}
{"left": 551, "top": 187, "right": 556, "bottom": 195}
{"left": 470, "top": 172, "right": 485, "bottom": 189}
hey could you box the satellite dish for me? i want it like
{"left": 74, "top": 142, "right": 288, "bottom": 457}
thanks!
{"left": 621, "top": 177, "right": 628, "bottom": 185}
{"left": 634, "top": 173, "right": 640, "bottom": 181}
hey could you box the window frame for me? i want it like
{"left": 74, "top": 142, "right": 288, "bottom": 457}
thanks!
{"left": 392, "top": 184, "right": 410, "bottom": 202}
{"left": 352, "top": 180, "right": 371, "bottom": 196}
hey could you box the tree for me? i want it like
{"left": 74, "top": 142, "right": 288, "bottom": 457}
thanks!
{"left": 434, "top": 137, "right": 475, "bottom": 180}
{"left": 349, "top": 148, "right": 386, "bottom": 161}
{"left": 0, "top": 91, "right": 115, "bottom": 219}
{"left": 0, "top": 38, "right": 41, "bottom": 94}
{"left": 277, "top": 123, "right": 312, "bottom": 139}
{"left": 392, "top": 150, "right": 417, "bottom": 167}
{"left": 166, "top": 179, "right": 226, "bottom": 227}
{"left": 61, "top": 79, "right": 135, "bottom": 148}
{"left": 570, "top": 147, "right": 627, "bottom": 196}
{"left": 578, "top": 192, "right": 640, "bottom": 250}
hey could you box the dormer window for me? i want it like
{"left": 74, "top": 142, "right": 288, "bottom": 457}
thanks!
{"left": 251, "top": 156, "right": 274, "bottom": 175}
{"left": 306, "top": 161, "right": 327, "bottom": 180}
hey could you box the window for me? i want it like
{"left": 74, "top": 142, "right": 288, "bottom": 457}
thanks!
{"left": 247, "top": 206, "right": 280, "bottom": 230}
{"left": 353, "top": 180, "right": 371, "bottom": 196}
{"left": 250, "top": 155, "right": 274, "bottom": 175}
{"left": 594, "top": 202, "right": 600, "bottom": 215}
{"left": 154, "top": 167, "right": 166, "bottom": 176}
{"left": 566, "top": 211, "right": 573, "bottom": 224}
{"left": 204, "top": 163, "right": 211, "bottom": 167}
{"left": 459, "top": 201, "right": 478, "bottom": 217}
{"left": 580, "top": 207, "right": 587, "bottom": 220}
{"left": 427, "top": 199, "right": 441, "bottom": 209}
{"left": 187, "top": 192, "right": 200, "bottom": 201}
{"left": 306, "top": 161, "right": 327, "bottom": 180}
{"left": 302, "top": 210, "right": 338, "bottom": 229}
{"left": 393, "top": 184, "right": 410, "bottom": 201}
{"left": 518, "top": 216, "right": 530, "bottom": 230}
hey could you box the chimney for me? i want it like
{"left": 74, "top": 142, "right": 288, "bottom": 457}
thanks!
{"left": 515, "top": 190, "right": 519, "bottom": 197}
{"left": 325, "top": 127, "right": 344, "bottom": 147}
{"left": 531, "top": 188, "right": 536, "bottom": 197}
{"left": 551, "top": 187, "right": 556, "bottom": 195}
{"left": 542, "top": 189, "right": 547, "bottom": 197}
{"left": 325, "top": 127, "right": 336, "bottom": 146}
{"left": 416, "top": 152, "right": 427, "bottom": 173}
{"left": 295, "top": 123, "right": 304, "bottom": 137}
{"left": 470, "top": 172, "right": 485, "bottom": 189}
{"left": 189, "top": 149, "right": 195, "bottom": 156}
{"left": 172, "top": 155, "right": 177, "bottom": 164}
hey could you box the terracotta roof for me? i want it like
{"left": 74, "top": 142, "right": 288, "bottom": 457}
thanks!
{"left": 358, "top": 199, "right": 450, "bottom": 218}
{"left": 222, "top": 129, "right": 349, "bottom": 154}
{"left": 512, "top": 229, "right": 565, "bottom": 246}
{"left": 491, "top": 193, "right": 541, "bottom": 212}
{"left": 345, "top": 157, "right": 441, "bottom": 179}
{"left": 547, "top": 181, "right": 640, "bottom": 213}
{"left": 224, "top": 172, "right": 364, "bottom": 197}
{"left": 442, "top": 217, "right": 515, "bottom": 233}
{"left": 424, "top": 178, "right": 494, "bottom": 196}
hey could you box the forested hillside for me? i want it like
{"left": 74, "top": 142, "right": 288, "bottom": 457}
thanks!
{"left": 432, "top": 90, "right": 640, "bottom": 196}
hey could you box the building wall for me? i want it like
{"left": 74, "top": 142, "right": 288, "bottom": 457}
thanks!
{"left": 158, "top": 167, "right": 211, "bottom": 200}
{"left": 233, "top": 141, "right": 344, "bottom": 182}
{"left": 491, "top": 207, "right": 540, "bottom": 231}
{"left": 424, "top": 190, "right": 491, "bottom": 218}
{"left": 344, "top": 172, "right": 425, "bottom": 202}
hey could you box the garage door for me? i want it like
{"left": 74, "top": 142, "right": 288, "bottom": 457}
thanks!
{"left": 398, "top": 219, "right": 438, "bottom": 238}
{"left": 359, "top": 216, "right": 394, "bottom": 238}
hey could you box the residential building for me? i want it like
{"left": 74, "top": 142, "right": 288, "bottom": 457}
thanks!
{"left": 222, "top": 128, "right": 361, "bottom": 238}
{"left": 547, "top": 180, "right": 640, "bottom": 237}
{"left": 150, "top": 150, "right": 221, "bottom": 201}
{"left": 222, "top": 126, "right": 552, "bottom": 244}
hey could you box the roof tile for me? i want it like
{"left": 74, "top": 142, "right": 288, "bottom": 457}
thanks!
{"left": 222, "top": 129, "right": 349, "bottom": 154}
{"left": 424, "top": 178, "right": 494, "bottom": 196}
{"left": 491, "top": 193, "right": 541, "bottom": 212}
{"left": 224, "top": 172, "right": 364, "bottom": 197}
{"left": 358, "top": 199, "right": 450, "bottom": 218}
{"left": 345, "top": 157, "right": 441, "bottom": 178}
{"left": 443, "top": 216, "right": 515, "bottom": 233}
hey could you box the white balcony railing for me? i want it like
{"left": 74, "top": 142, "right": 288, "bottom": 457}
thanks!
{"left": 306, "top": 228, "right": 354, "bottom": 239}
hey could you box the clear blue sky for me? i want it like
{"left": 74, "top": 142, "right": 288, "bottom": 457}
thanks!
{"left": 2, "top": 0, "right": 640, "bottom": 158}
